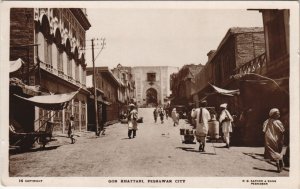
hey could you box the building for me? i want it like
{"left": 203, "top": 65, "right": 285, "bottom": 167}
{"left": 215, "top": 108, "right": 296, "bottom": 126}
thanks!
{"left": 86, "top": 67, "right": 121, "bottom": 129}
{"left": 111, "top": 63, "right": 136, "bottom": 105}
{"left": 170, "top": 64, "right": 204, "bottom": 107}
{"left": 233, "top": 10, "right": 290, "bottom": 145}
{"left": 131, "top": 66, "right": 179, "bottom": 107}
{"left": 192, "top": 27, "right": 265, "bottom": 113}
{"left": 10, "top": 8, "right": 91, "bottom": 133}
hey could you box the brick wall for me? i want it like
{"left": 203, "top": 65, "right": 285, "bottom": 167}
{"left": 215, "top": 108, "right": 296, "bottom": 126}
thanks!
{"left": 235, "top": 32, "right": 265, "bottom": 68}
{"left": 10, "top": 8, "right": 35, "bottom": 84}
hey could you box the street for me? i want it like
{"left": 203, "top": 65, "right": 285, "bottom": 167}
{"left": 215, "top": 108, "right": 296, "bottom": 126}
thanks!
{"left": 9, "top": 108, "right": 289, "bottom": 177}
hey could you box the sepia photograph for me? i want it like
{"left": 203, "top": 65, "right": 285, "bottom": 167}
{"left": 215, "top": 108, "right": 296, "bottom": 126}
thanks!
{"left": 0, "top": 1, "right": 299, "bottom": 188}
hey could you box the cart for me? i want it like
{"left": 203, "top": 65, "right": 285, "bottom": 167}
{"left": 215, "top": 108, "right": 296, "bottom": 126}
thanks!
{"left": 180, "top": 129, "right": 195, "bottom": 144}
{"left": 10, "top": 89, "right": 79, "bottom": 150}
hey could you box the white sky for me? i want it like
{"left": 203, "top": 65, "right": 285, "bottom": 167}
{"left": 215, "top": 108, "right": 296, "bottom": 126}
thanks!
{"left": 85, "top": 9, "right": 263, "bottom": 69}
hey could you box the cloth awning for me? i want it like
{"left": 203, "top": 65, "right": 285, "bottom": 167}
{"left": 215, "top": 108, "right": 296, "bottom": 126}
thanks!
{"left": 14, "top": 91, "right": 78, "bottom": 110}
{"left": 10, "top": 58, "right": 24, "bottom": 73}
{"left": 10, "top": 77, "right": 41, "bottom": 96}
{"left": 101, "top": 100, "right": 111, "bottom": 105}
{"left": 209, "top": 83, "right": 239, "bottom": 96}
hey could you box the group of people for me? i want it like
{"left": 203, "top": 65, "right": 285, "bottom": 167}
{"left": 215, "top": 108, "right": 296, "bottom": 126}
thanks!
{"left": 153, "top": 106, "right": 168, "bottom": 124}
{"left": 191, "top": 100, "right": 286, "bottom": 173}
{"left": 191, "top": 100, "right": 233, "bottom": 152}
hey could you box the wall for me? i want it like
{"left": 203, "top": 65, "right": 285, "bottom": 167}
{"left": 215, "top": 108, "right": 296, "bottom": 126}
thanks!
{"left": 10, "top": 8, "right": 35, "bottom": 84}
{"left": 132, "top": 66, "right": 178, "bottom": 106}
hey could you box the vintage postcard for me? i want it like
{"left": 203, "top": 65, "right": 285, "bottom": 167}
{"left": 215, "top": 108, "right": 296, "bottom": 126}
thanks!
{"left": 0, "top": 1, "right": 299, "bottom": 188}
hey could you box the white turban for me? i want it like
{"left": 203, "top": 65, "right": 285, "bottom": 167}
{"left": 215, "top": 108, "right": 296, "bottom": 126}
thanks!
{"left": 220, "top": 103, "right": 227, "bottom": 108}
{"left": 269, "top": 108, "right": 280, "bottom": 117}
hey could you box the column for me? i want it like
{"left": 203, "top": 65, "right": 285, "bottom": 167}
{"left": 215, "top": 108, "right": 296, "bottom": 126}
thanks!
{"left": 85, "top": 101, "right": 88, "bottom": 131}
{"left": 160, "top": 69, "right": 163, "bottom": 105}
{"left": 34, "top": 107, "right": 40, "bottom": 131}
{"left": 62, "top": 109, "right": 65, "bottom": 134}
{"left": 78, "top": 101, "right": 82, "bottom": 132}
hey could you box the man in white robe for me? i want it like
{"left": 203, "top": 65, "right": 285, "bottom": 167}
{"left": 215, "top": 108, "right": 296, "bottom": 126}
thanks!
{"left": 191, "top": 100, "right": 211, "bottom": 152}
{"left": 219, "top": 103, "right": 233, "bottom": 148}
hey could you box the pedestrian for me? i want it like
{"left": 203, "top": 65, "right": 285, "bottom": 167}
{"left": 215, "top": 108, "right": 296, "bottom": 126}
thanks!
{"left": 219, "top": 103, "right": 233, "bottom": 149}
{"left": 171, "top": 108, "right": 179, "bottom": 126}
{"left": 165, "top": 107, "right": 169, "bottom": 120}
{"left": 191, "top": 100, "right": 211, "bottom": 152}
{"left": 153, "top": 107, "right": 158, "bottom": 123}
{"left": 263, "top": 108, "right": 285, "bottom": 173}
{"left": 128, "top": 104, "right": 138, "bottom": 139}
{"left": 158, "top": 107, "right": 165, "bottom": 124}
{"left": 68, "top": 115, "right": 75, "bottom": 144}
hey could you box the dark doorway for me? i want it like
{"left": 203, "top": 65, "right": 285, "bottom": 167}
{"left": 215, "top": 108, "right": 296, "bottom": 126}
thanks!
{"left": 146, "top": 88, "right": 158, "bottom": 106}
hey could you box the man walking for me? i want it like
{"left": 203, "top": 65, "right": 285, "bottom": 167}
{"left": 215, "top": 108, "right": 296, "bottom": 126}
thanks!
{"left": 263, "top": 108, "right": 285, "bottom": 172}
{"left": 153, "top": 107, "right": 158, "bottom": 123}
{"left": 158, "top": 107, "right": 165, "bottom": 124}
{"left": 191, "top": 100, "right": 211, "bottom": 152}
{"left": 128, "top": 104, "right": 138, "bottom": 139}
{"left": 219, "top": 103, "right": 233, "bottom": 149}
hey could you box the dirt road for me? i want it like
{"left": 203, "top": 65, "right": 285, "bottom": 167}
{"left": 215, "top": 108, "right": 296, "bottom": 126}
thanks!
{"left": 9, "top": 108, "right": 289, "bottom": 177}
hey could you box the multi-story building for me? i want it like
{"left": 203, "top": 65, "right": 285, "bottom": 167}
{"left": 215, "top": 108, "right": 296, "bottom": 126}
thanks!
{"left": 86, "top": 67, "right": 121, "bottom": 128}
{"left": 131, "top": 66, "right": 179, "bottom": 107}
{"left": 170, "top": 64, "right": 204, "bottom": 107}
{"left": 234, "top": 10, "right": 290, "bottom": 145}
{"left": 112, "top": 64, "right": 136, "bottom": 104}
{"left": 192, "top": 27, "right": 265, "bottom": 112}
{"left": 10, "top": 8, "right": 91, "bottom": 133}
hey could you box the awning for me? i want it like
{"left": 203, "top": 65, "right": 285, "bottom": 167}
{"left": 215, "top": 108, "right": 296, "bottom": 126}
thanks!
{"left": 10, "top": 58, "right": 24, "bottom": 73}
{"left": 14, "top": 91, "right": 78, "bottom": 110}
{"left": 101, "top": 100, "right": 111, "bottom": 105}
{"left": 209, "top": 83, "right": 239, "bottom": 96}
{"left": 10, "top": 77, "right": 41, "bottom": 96}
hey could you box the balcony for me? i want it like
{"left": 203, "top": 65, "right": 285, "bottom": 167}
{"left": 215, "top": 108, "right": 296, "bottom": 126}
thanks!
{"left": 236, "top": 53, "right": 266, "bottom": 75}
{"left": 39, "top": 61, "right": 87, "bottom": 89}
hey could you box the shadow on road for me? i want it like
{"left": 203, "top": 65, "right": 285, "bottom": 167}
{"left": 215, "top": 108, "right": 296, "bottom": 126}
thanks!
{"left": 214, "top": 145, "right": 228, "bottom": 148}
{"left": 10, "top": 145, "right": 61, "bottom": 155}
{"left": 176, "top": 147, "right": 216, "bottom": 155}
{"left": 253, "top": 167, "right": 279, "bottom": 173}
{"left": 242, "top": 152, "right": 290, "bottom": 172}
{"left": 121, "top": 138, "right": 131, "bottom": 140}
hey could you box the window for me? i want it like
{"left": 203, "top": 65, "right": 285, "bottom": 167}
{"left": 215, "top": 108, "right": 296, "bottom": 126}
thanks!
{"left": 82, "top": 70, "right": 86, "bottom": 85}
{"left": 57, "top": 49, "right": 63, "bottom": 74}
{"left": 67, "top": 56, "right": 72, "bottom": 77}
{"left": 44, "top": 40, "right": 52, "bottom": 66}
{"left": 75, "top": 64, "right": 79, "bottom": 82}
{"left": 147, "top": 73, "right": 156, "bottom": 82}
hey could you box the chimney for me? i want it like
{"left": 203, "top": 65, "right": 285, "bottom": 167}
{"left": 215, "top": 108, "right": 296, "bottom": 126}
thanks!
{"left": 207, "top": 50, "right": 216, "bottom": 61}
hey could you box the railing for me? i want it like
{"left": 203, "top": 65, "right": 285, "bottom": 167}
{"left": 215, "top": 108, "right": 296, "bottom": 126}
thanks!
{"left": 236, "top": 53, "right": 266, "bottom": 75}
{"left": 39, "top": 61, "right": 87, "bottom": 89}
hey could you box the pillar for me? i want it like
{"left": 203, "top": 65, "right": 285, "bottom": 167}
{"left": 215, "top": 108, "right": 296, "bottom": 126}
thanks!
{"left": 62, "top": 109, "right": 65, "bottom": 134}
{"left": 78, "top": 101, "right": 82, "bottom": 132}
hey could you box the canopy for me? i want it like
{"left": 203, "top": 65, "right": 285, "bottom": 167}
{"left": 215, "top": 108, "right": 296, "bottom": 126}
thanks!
{"left": 10, "top": 58, "right": 24, "bottom": 73}
{"left": 209, "top": 83, "right": 240, "bottom": 96}
{"left": 14, "top": 91, "right": 78, "bottom": 110}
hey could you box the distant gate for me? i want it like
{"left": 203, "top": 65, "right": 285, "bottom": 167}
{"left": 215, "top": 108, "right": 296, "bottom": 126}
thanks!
{"left": 146, "top": 88, "right": 158, "bottom": 106}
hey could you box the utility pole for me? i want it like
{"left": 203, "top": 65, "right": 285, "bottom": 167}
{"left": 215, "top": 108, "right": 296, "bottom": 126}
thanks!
{"left": 92, "top": 38, "right": 99, "bottom": 136}
{"left": 91, "top": 37, "right": 106, "bottom": 136}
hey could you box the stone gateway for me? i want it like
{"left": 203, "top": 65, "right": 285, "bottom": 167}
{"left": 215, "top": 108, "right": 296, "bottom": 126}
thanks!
{"left": 131, "top": 66, "right": 178, "bottom": 107}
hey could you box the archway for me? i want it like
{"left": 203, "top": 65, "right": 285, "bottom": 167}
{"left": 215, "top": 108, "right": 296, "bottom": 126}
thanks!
{"left": 146, "top": 88, "right": 158, "bottom": 106}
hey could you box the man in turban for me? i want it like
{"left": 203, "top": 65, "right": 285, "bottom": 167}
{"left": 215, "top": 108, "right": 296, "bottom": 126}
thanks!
{"left": 191, "top": 100, "right": 211, "bottom": 152}
{"left": 219, "top": 103, "right": 233, "bottom": 149}
{"left": 263, "top": 108, "right": 285, "bottom": 173}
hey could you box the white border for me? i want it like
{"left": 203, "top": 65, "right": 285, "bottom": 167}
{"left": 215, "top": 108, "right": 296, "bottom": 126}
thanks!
{"left": 0, "top": 1, "right": 299, "bottom": 188}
